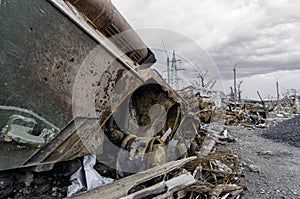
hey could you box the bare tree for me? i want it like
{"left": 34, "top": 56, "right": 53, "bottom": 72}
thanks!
{"left": 191, "top": 69, "right": 216, "bottom": 89}
{"left": 237, "top": 81, "right": 243, "bottom": 101}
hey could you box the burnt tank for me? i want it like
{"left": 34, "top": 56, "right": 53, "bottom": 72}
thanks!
{"left": 0, "top": 0, "right": 193, "bottom": 174}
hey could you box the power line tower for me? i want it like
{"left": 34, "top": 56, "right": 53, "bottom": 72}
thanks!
{"left": 161, "top": 37, "right": 170, "bottom": 85}
{"left": 169, "top": 50, "right": 184, "bottom": 90}
{"left": 160, "top": 38, "right": 185, "bottom": 90}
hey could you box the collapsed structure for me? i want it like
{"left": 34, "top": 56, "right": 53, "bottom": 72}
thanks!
{"left": 0, "top": 0, "right": 244, "bottom": 198}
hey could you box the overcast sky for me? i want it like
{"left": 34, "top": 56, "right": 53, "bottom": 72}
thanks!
{"left": 113, "top": 0, "right": 300, "bottom": 99}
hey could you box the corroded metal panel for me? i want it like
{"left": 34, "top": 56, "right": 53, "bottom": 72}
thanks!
{"left": 0, "top": 0, "right": 168, "bottom": 172}
{"left": 0, "top": 0, "right": 97, "bottom": 128}
{"left": 0, "top": 0, "right": 102, "bottom": 170}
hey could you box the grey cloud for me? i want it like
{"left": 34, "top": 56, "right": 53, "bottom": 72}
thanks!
{"left": 113, "top": 0, "right": 300, "bottom": 83}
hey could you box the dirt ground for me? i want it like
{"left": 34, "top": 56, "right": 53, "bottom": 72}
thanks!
{"left": 226, "top": 125, "right": 300, "bottom": 199}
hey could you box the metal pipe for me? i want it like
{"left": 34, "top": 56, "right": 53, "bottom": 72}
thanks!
{"left": 233, "top": 56, "right": 250, "bottom": 109}
{"left": 67, "top": 0, "right": 156, "bottom": 66}
{"left": 0, "top": 105, "right": 60, "bottom": 131}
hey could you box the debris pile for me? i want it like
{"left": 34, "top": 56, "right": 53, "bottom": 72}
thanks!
{"left": 224, "top": 93, "right": 300, "bottom": 128}
{"left": 0, "top": 84, "right": 245, "bottom": 199}
{"left": 197, "top": 94, "right": 215, "bottom": 124}
{"left": 67, "top": 125, "right": 244, "bottom": 199}
{"left": 260, "top": 114, "right": 300, "bottom": 148}
{"left": 0, "top": 161, "right": 76, "bottom": 198}
{"left": 0, "top": 125, "right": 244, "bottom": 199}
{"left": 0, "top": 1, "right": 245, "bottom": 198}
{"left": 224, "top": 104, "right": 267, "bottom": 128}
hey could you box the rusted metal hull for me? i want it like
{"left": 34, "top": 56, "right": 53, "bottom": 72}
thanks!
{"left": 0, "top": 0, "right": 99, "bottom": 170}
{"left": 0, "top": 0, "right": 189, "bottom": 173}
{"left": 0, "top": 0, "right": 161, "bottom": 171}
{"left": 0, "top": 0, "right": 97, "bottom": 128}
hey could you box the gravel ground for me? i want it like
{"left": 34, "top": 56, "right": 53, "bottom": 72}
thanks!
{"left": 260, "top": 115, "right": 300, "bottom": 148}
{"left": 225, "top": 117, "right": 300, "bottom": 199}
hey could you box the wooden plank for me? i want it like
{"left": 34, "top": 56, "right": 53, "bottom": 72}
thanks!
{"left": 198, "top": 136, "right": 216, "bottom": 156}
{"left": 71, "top": 156, "right": 197, "bottom": 199}
{"left": 120, "top": 182, "right": 166, "bottom": 199}
{"left": 152, "top": 173, "right": 196, "bottom": 199}
{"left": 121, "top": 173, "right": 196, "bottom": 199}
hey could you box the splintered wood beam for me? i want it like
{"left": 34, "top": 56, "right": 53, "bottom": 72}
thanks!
{"left": 121, "top": 173, "right": 196, "bottom": 199}
{"left": 198, "top": 136, "right": 216, "bottom": 156}
{"left": 152, "top": 173, "right": 196, "bottom": 199}
{"left": 71, "top": 156, "right": 197, "bottom": 199}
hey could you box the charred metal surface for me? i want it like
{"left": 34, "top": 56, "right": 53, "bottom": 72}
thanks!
{"left": 132, "top": 69, "right": 185, "bottom": 141}
{"left": 0, "top": 0, "right": 157, "bottom": 171}
{"left": 1, "top": 68, "right": 181, "bottom": 171}
{"left": 72, "top": 56, "right": 145, "bottom": 126}
{"left": 0, "top": 0, "right": 183, "bottom": 178}
{"left": 92, "top": 68, "right": 185, "bottom": 178}
{"left": 94, "top": 61, "right": 136, "bottom": 125}
{"left": 105, "top": 69, "right": 184, "bottom": 140}
{"left": 128, "top": 84, "right": 176, "bottom": 137}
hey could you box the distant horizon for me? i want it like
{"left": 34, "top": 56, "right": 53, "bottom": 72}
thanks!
{"left": 113, "top": 0, "right": 300, "bottom": 100}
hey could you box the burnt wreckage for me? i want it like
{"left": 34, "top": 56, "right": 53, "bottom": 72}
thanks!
{"left": 0, "top": 0, "right": 203, "bottom": 197}
{"left": 1, "top": 0, "right": 246, "bottom": 198}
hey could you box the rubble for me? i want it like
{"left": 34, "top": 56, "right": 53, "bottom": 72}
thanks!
{"left": 260, "top": 114, "right": 300, "bottom": 148}
{"left": 63, "top": 120, "right": 244, "bottom": 199}
{"left": 67, "top": 154, "right": 114, "bottom": 197}
{"left": 247, "top": 165, "right": 260, "bottom": 173}
{"left": 70, "top": 157, "right": 197, "bottom": 199}
{"left": 0, "top": 0, "right": 245, "bottom": 198}
{"left": 223, "top": 94, "right": 299, "bottom": 128}
{"left": 224, "top": 104, "right": 267, "bottom": 128}
{"left": 0, "top": 112, "right": 244, "bottom": 198}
